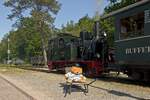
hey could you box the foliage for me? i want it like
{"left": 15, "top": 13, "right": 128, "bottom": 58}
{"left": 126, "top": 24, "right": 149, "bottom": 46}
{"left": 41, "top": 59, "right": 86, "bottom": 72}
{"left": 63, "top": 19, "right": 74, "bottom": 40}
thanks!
{"left": 3, "top": 0, "right": 61, "bottom": 65}
{"left": 61, "top": 15, "right": 95, "bottom": 37}
{"left": 0, "top": 34, "right": 9, "bottom": 62}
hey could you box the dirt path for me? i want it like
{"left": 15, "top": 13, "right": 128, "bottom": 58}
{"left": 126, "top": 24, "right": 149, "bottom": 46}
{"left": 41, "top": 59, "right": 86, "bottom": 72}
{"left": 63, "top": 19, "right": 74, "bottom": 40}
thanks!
{"left": 0, "top": 68, "right": 150, "bottom": 100}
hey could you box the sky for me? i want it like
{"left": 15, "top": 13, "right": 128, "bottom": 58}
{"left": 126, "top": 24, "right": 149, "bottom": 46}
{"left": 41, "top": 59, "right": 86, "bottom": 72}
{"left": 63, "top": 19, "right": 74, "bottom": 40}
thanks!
{"left": 0, "top": 0, "right": 109, "bottom": 41}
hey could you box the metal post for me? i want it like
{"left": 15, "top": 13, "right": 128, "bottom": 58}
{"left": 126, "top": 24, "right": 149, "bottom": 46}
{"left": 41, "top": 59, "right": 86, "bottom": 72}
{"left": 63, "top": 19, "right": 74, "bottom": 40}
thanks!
{"left": 7, "top": 38, "right": 10, "bottom": 64}
{"left": 101, "top": 37, "right": 104, "bottom": 64}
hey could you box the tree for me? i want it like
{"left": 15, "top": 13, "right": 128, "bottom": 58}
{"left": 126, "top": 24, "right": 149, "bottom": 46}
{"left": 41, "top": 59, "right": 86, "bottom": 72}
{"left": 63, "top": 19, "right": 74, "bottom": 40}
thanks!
{"left": 4, "top": 0, "right": 61, "bottom": 67}
{"left": 61, "top": 15, "right": 95, "bottom": 37}
{"left": 78, "top": 15, "right": 94, "bottom": 32}
{"left": 12, "top": 17, "right": 43, "bottom": 61}
{"left": 0, "top": 34, "right": 9, "bottom": 63}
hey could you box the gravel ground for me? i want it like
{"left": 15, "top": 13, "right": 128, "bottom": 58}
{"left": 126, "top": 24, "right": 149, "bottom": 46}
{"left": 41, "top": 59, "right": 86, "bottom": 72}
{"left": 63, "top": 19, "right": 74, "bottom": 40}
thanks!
{"left": 0, "top": 67, "right": 150, "bottom": 100}
{"left": 0, "top": 76, "right": 33, "bottom": 100}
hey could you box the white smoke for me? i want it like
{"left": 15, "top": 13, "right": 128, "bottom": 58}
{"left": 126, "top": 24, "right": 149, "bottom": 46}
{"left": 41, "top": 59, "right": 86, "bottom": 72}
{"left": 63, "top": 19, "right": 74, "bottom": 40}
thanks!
{"left": 95, "top": 0, "right": 104, "bottom": 14}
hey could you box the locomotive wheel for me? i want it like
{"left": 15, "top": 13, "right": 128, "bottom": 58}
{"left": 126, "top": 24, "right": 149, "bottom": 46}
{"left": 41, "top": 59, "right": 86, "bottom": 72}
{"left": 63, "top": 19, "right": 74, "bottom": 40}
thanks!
{"left": 131, "top": 71, "right": 143, "bottom": 80}
{"left": 143, "top": 71, "right": 150, "bottom": 81}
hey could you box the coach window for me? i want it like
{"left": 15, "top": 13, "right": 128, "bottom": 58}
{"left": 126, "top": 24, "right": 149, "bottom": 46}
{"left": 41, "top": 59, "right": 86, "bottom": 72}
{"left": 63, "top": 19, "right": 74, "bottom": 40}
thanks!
{"left": 120, "top": 12, "right": 144, "bottom": 39}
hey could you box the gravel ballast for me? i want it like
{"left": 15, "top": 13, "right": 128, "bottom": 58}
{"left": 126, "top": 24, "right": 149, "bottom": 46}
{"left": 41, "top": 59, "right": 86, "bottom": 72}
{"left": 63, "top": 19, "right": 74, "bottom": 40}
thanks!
{"left": 0, "top": 67, "right": 150, "bottom": 100}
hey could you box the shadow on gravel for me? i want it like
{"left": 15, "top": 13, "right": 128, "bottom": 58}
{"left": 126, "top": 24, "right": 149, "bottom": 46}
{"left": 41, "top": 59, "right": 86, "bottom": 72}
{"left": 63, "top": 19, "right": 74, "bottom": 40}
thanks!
{"left": 89, "top": 85, "right": 146, "bottom": 100}
{"left": 59, "top": 83, "right": 86, "bottom": 97}
{"left": 97, "top": 76, "right": 150, "bottom": 88}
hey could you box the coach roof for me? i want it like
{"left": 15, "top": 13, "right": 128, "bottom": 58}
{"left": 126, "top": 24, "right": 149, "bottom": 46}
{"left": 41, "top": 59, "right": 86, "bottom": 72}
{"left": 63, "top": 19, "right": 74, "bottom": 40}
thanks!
{"left": 101, "top": 0, "right": 150, "bottom": 19}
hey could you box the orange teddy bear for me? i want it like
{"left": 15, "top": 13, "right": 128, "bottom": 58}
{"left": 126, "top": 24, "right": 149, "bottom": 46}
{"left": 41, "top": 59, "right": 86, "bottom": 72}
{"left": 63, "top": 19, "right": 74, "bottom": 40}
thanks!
{"left": 65, "top": 65, "right": 86, "bottom": 83}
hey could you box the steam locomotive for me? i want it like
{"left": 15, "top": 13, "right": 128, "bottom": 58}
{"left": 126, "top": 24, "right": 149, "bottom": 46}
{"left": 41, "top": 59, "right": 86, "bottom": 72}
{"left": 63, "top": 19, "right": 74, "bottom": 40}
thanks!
{"left": 47, "top": 24, "right": 114, "bottom": 77}
{"left": 32, "top": 0, "right": 150, "bottom": 81}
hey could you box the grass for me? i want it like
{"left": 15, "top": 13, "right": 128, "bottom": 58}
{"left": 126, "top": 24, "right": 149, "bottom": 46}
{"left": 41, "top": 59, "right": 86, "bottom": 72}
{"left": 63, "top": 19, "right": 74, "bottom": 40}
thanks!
{"left": 0, "top": 64, "right": 48, "bottom": 74}
{"left": 0, "top": 64, "right": 32, "bottom": 74}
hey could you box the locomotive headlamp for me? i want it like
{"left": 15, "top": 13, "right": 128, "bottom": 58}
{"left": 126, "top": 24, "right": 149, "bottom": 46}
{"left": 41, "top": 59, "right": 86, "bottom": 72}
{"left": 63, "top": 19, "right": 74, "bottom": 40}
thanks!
{"left": 104, "top": 32, "right": 107, "bottom": 37}
{"left": 96, "top": 53, "right": 101, "bottom": 58}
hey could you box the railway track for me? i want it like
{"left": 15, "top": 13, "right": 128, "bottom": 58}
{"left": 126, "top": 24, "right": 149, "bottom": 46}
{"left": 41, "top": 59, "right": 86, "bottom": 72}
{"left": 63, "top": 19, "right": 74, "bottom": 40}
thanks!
{"left": 97, "top": 73, "right": 150, "bottom": 87}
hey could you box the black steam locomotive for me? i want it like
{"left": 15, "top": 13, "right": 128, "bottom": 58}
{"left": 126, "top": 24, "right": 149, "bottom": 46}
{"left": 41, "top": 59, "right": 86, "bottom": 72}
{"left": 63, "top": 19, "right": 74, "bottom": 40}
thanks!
{"left": 47, "top": 28, "right": 111, "bottom": 77}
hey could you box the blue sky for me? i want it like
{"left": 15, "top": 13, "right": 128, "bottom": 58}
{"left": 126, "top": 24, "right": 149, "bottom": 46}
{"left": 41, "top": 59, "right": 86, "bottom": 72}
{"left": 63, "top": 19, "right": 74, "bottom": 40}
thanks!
{"left": 0, "top": 0, "right": 108, "bottom": 41}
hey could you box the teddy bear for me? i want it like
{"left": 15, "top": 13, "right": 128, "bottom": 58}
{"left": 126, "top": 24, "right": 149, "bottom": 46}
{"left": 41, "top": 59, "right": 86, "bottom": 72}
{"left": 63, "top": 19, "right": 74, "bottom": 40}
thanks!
{"left": 65, "top": 65, "right": 86, "bottom": 83}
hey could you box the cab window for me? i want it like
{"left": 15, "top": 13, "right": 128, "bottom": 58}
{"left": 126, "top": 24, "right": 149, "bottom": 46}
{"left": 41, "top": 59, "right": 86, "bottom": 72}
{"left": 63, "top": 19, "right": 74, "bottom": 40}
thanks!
{"left": 58, "top": 38, "right": 65, "bottom": 47}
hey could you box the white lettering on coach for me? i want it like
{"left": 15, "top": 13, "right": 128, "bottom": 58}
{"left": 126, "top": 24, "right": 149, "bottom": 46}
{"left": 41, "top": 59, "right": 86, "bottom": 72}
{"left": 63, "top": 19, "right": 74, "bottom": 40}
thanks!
{"left": 125, "top": 46, "right": 150, "bottom": 54}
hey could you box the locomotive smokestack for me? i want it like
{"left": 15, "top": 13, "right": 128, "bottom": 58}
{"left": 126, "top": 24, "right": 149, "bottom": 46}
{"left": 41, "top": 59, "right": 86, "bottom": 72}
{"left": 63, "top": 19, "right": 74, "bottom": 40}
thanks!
{"left": 94, "top": 21, "right": 100, "bottom": 39}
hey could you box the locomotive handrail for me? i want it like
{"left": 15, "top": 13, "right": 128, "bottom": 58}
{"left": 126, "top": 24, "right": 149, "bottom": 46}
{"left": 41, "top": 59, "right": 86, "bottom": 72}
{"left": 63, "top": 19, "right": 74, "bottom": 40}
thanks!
{"left": 115, "top": 35, "right": 150, "bottom": 42}
{"left": 81, "top": 37, "right": 96, "bottom": 59}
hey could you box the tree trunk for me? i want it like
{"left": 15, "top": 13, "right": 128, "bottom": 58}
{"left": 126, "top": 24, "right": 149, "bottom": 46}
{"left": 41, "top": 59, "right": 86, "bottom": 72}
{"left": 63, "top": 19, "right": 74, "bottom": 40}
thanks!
{"left": 41, "top": 34, "right": 48, "bottom": 67}
{"left": 40, "top": 21, "right": 48, "bottom": 67}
